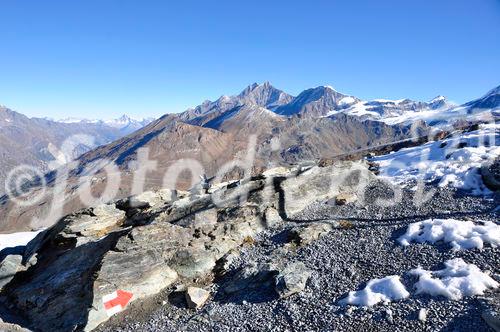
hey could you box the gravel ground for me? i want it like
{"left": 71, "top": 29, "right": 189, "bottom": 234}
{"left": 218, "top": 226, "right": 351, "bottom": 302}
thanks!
{"left": 97, "top": 183, "right": 500, "bottom": 332}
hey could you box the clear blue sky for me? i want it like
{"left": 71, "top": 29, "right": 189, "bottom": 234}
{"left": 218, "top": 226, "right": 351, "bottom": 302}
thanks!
{"left": 0, "top": 0, "right": 499, "bottom": 119}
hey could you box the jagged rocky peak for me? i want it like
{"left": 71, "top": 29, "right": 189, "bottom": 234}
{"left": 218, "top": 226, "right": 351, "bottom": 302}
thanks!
{"left": 427, "top": 95, "right": 452, "bottom": 110}
{"left": 115, "top": 114, "right": 133, "bottom": 124}
{"left": 274, "top": 85, "right": 357, "bottom": 117}
{"left": 237, "top": 81, "right": 293, "bottom": 110}
{"left": 180, "top": 82, "right": 293, "bottom": 121}
{"left": 429, "top": 95, "right": 446, "bottom": 103}
{"left": 295, "top": 85, "right": 346, "bottom": 103}
{"left": 0, "top": 106, "right": 25, "bottom": 121}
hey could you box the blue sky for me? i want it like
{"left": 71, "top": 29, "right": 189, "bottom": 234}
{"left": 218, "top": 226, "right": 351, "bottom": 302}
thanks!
{"left": 0, "top": 0, "right": 499, "bottom": 119}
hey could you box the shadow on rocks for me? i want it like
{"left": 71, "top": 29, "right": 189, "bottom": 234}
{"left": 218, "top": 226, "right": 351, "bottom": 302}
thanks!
{"left": 439, "top": 298, "right": 489, "bottom": 332}
{"left": 213, "top": 264, "right": 279, "bottom": 304}
{"left": 0, "top": 247, "right": 25, "bottom": 263}
{"left": 168, "top": 291, "right": 189, "bottom": 309}
{"left": 270, "top": 229, "right": 292, "bottom": 246}
{"left": 2, "top": 231, "right": 126, "bottom": 332}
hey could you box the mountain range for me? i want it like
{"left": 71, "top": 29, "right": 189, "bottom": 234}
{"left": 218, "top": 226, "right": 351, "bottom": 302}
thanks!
{"left": 0, "top": 82, "right": 498, "bottom": 232}
{"left": 55, "top": 115, "right": 155, "bottom": 135}
{"left": 0, "top": 109, "right": 154, "bottom": 194}
{"left": 181, "top": 81, "right": 497, "bottom": 126}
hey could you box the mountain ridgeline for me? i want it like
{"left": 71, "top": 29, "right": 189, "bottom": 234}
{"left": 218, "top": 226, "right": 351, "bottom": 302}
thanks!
{"left": 84, "top": 81, "right": 498, "bottom": 175}
{"left": 0, "top": 109, "right": 154, "bottom": 195}
{"left": 0, "top": 82, "right": 499, "bottom": 232}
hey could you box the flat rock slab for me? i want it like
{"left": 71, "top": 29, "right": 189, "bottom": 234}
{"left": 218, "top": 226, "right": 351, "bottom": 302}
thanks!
{"left": 0, "top": 255, "right": 23, "bottom": 291}
{"left": 185, "top": 287, "right": 210, "bottom": 309}
{"left": 281, "top": 162, "right": 374, "bottom": 218}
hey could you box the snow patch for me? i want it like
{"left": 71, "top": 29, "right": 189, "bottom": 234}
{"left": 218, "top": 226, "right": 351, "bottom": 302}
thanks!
{"left": 58, "top": 117, "right": 93, "bottom": 124}
{"left": 429, "top": 95, "right": 446, "bottom": 103}
{"left": 324, "top": 101, "right": 381, "bottom": 119}
{"left": 0, "top": 231, "right": 42, "bottom": 252}
{"left": 56, "top": 115, "right": 154, "bottom": 129}
{"left": 410, "top": 259, "right": 498, "bottom": 300}
{"left": 373, "top": 123, "right": 500, "bottom": 195}
{"left": 340, "top": 275, "right": 410, "bottom": 307}
{"left": 398, "top": 218, "right": 500, "bottom": 250}
{"left": 338, "top": 96, "right": 356, "bottom": 106}
{"left": 372, "top": 98, "right": 405, "bottom": 104}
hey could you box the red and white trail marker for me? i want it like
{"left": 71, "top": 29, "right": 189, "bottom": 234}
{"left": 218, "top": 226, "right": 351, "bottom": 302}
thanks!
{"left": 102, "top": 290, "right": 134, "bottom": 317}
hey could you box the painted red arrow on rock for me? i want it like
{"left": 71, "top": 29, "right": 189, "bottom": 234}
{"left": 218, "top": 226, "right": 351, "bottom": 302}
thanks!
{"left": 103, "top": 290, "right": 134, "bottom": 316}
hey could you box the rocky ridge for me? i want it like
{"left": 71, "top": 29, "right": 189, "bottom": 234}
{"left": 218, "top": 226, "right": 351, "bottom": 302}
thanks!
{"left": 0, "top": 160, "right": 374, "bottom": 331}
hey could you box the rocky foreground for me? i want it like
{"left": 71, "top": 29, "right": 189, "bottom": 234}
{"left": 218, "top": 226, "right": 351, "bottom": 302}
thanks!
{"left": 0, "top": 160, "right": 499, "bottom": 332}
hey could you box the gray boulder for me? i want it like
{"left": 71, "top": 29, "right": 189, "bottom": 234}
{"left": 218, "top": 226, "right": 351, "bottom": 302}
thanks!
{"left": 275, "top": 262, "right": 312, "bottom": 298}
{"left": 125, "top": 189, "right": 176, "bottom": 209}
{"left": 289, "top": 223, "right": 334, "bottom": 246}
{"left": 482, "top": 158, "right": 500, "bottom": 191}
{"left": 223, "top": 262, "right": 277, "bottom": 295}
{"left": 0, "top": 255, "right": 23, "bottom": 291}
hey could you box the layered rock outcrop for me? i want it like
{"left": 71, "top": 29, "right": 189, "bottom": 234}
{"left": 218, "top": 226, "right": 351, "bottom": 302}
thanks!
{"left": 0, "top": 161, "right": 373, "bottom": 331}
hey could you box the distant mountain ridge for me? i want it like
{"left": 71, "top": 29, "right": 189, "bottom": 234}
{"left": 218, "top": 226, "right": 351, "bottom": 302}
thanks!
{"left": 0, "top": 82, "right": 498, "bottom": 232}
{"left": 78, "top": 81, "right": 498, "bottom": 180}
{"left": 179, "top": 81, "right": 293, "bottom": 122}
{"left": 0, "top": 108, "right": 155, "bottom": 194}
{"left": 55, "top": 115, "right": 155, "bottom": 135}
{"left": 274, "top": 85, "right": 355, "bottom": 117}
{"left": 180, "top": 82, "right": 498, "bottom": 127}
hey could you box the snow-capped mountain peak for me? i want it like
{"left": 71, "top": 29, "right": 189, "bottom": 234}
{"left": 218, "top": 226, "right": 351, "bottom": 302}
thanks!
{"left": 323, "top": 85, "right": 337, "bottom": 91}
{"left": 181, "top": 82, "right": 498, "bottom": 128}
{"left": 104, "top": 114, "right": 133, "bottom": 127}
{"left": 429, "top": 95, "right": 446, "bottom": 103}
{"left": 427, "top": 95, "right": 453, "bottom": 110}
{"left": 56, "top": 115, "right": 155, "bottom": 134}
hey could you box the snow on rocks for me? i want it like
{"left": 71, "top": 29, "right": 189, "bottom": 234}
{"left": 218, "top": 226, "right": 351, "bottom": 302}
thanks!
{"left": 339, "top": 275, "right": 410, "bottom": 307}
{"left": 373, "top": 123, "right": 500, "bottom": 195}
{"left": 0, "top": 231, "right": 42, "bottom": 291}
{"left": 340, "top": 258, "right": 498, "bottom": 307}
{"left": 0, "top": 231, "right": 42, "bottom": 252}
{"left": 410, "top": 258, "right": 499, "bottom": 301}
{"left": 398, "top": 218, "right": 500, "bottom": 250}
{"left": 338, "top": 96, "right": 357, "bottom": 107}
